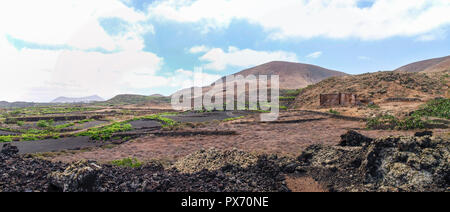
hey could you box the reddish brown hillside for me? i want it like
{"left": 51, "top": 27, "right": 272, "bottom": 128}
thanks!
{"left": 395, "top": 55, "right": 450, "bottom": 73}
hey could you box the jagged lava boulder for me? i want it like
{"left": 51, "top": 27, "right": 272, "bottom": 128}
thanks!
{"left": 298, "top": 135, "right": 449, "bottom": 192}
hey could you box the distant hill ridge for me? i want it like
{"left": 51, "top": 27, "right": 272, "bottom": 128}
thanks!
{"left": 395, "top": 55, "right": 450, "bottom": 73}
{"left": 52, "top": 95, "right": 104, "bottom": 103}
{"left": 104, "top": 94, "right": 170, "bottom": 105}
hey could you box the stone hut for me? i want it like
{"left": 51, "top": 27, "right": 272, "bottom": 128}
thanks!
{"left": 320, "top": 93, "right": 358, "bottom": 107}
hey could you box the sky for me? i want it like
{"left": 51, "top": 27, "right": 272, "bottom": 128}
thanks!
{"left": 0, "top": 0, "right": 450, "bottom": 102}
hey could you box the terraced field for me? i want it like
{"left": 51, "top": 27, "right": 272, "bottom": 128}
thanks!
{"left": 0, "top": 100, "right": 448, "bottom": 192}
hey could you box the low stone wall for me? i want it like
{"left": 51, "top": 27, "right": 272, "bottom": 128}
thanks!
{"left": 385, "top": 97, "right": 422, "bottom": 102}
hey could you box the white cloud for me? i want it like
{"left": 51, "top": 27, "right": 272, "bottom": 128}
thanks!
{"left": 198, "top": 46, "right": 299, "bottom": 71}
{"left": 189, "top": 45, "right": 211, "bottom": 54}
{"left": 147, "top": 0, "right": 450, "bottom": 40}
{"left": 0, "top": 0, "right": 149, "bottom": 51}
{"left": 0, "top": 31, "right": 223, "bottom": 102}
{"left": 306, "top": 51, "right": 323, "bottom": 59}
{"left": 0, "top": 0, "right": 164, "bottom": 102}
{"left": 172, "top": 69, "right": 222, "bottom": 88}
{"left": 0, "top": 40, "right": 165, "bottom": 102}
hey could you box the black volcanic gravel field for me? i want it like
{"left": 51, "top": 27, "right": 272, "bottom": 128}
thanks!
{"left": 0, "top": 137, "right": 102, "bottom": 154}
{"left": 164, "top": 111, "right": 254, "bottom": 123}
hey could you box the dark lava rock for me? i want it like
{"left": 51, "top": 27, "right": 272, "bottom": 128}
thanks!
{"left": 49, "top": 161, "right": 102, "bottom": 192}
{"left": 1, "top": 144, "right": 19, "bottom": 156}
{"left": 298, "top": 135, "right": 449, "bottom": 192}
{"left": 1, "top": 151, "right": 289, "bottom": 192}
{"left": 284, "top": 163, "right": 299, "bottom": 173}
{"left": 0, "top": 153, "right": 66, "bottom": 192}
{"left": 414, "top": 131, "right": 433, "bottom": 137}
{"left": 339, "top": 130, "right": 373, "bottom": 147}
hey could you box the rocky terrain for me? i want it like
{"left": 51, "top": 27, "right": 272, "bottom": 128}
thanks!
{"left": 0, "top": 144, "right": 288, "bottom": 192}
{"left": 293, "top": 71, "right": 449, "bottom": 110}
{"left": 1, "top": 130, "right": 448, "bottom": 192}
{"left": 0, "top": 57, "right": 448, "bottom": 193}
{"left": 296, "top": 131, "right": 449, "bottom": 192}
{"left": 292, "top": 55, "right": 450, "bottom": 119}
{"left": 174, "top": 149, "right": 259, "bottom": 173}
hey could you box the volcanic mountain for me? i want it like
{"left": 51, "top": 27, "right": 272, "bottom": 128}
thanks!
{"left": 172, "top": 61, "right": 348, "bottom": 106}
{"left": 395, "top": 55, "right": 450, "bottom": 73}
{"left": 219, "top": 61, "right": 348, "bottom": 90}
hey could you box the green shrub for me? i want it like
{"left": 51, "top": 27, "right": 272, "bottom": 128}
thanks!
{"left": 367, "top": 115, "right": 427, "bottom": 130}
{"left": 139, "top": 115, "right": 177, "bottom": 127}
{"left": 111, "top": 158, "right": 142, "bottom": 168}
{"left": 366, "top": 115, "right": 397, "bottom": 130}
{"left": 37, "top": 120, "right": 53, "bottom": 128}
{"left": 223, "top": 116, "right": 245, "bottom": 122}
{"left": 413, "top": 98, "right": 449, "bottom": 119}
{"left": 54, "top": 122, "right": 75, "bottom": 130}
{"left": 329, "top": 109, "right": 340, "bottom": 115}
{"left": 77, "top": 122, "right": 133, "bottom": 141}
{"left": 0, "top": 136, "right": 14, "bottom": 143}
{"left": 281, "top": 89, "right": 303, "bottom": 97}
{"left": 0, "top": 127, "right": 61, "bottom": 142}
{"left": 368, "top": 104, "right": 380, "bottom": 109}
{"left": 397, "top": 116, "right": 426, "bottom": 130}
{"left": 21, "top": 134, "right": 40, "bottom": 141}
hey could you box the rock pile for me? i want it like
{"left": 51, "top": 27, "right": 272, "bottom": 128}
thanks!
{"left": 0, "top": 148, "right": 65, "bottom": 192}
{"left": 1, "top": 130, "right": 448, "bottom": 192}
{"left": 94, "top": 156, "right": 289, "bottom": 192}
{"left": 1, "top": 144, "right": 19, "bottom": 157}
{"left": 174, "top": 148, "right": 259, "bottom": 173}
{"left": 49, "top": 161, "right": 102, "bottom": 192}
{"left": 339, "top": 130, "right": 373, "bottom": 147}
{"left": 0, "top": 147, "right": 288, "bottom": 192}
{"left": 298, "top": 131, "right": 449, "bottom": 192}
